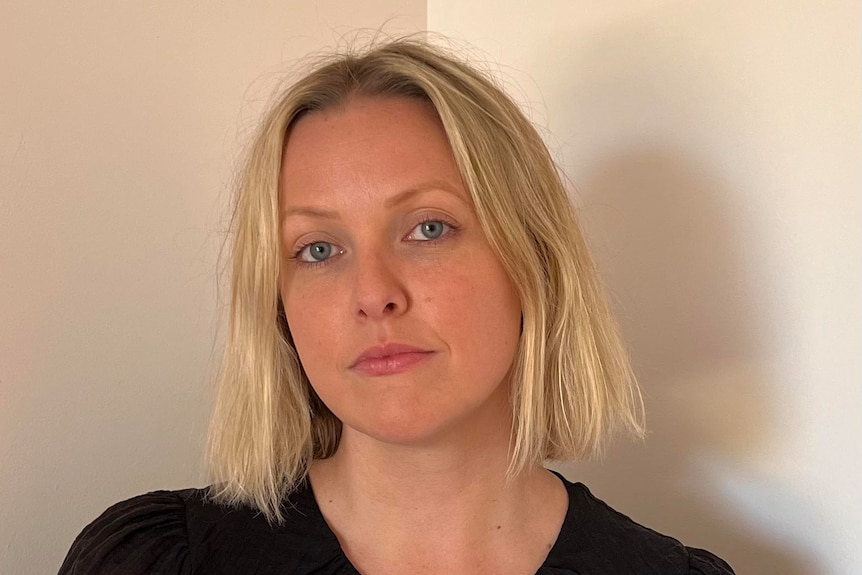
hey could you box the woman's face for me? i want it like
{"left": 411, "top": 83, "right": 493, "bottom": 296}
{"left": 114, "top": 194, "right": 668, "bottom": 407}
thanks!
{"left": 278, "top": 95, "right": 522, "bottom": 446}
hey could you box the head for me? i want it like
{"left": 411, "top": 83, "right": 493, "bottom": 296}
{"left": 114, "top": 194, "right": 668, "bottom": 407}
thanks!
{"left": 207, "top": 36, "right": 643, "bottom": 523}
{"left": 279, "top": 94, "right": 523, "bottom": 451}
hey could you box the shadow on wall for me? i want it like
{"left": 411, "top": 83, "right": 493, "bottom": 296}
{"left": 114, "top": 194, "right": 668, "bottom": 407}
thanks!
{"left": 553, "top": 151, "right": 821, "bottom": 574}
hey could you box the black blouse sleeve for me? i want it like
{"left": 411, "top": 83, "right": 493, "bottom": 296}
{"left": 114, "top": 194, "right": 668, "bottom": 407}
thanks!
{"left": 688, "top": 546, "right": 735, "bottom": 574}
{"left": 59, "top": 491, "right": 190, "bottom": 575}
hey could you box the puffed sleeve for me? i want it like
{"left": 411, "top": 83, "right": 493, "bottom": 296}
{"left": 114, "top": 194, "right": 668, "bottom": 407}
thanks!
{"left": 59, "top": 490, "right": 190, "bottom": 575}
{"left": 688, "top": 546, "right": 735, "bottom": 574}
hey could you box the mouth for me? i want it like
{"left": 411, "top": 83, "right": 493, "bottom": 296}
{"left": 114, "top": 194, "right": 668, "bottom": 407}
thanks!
{"left": 350, "top": 351, "right": 435, "bottom": 377}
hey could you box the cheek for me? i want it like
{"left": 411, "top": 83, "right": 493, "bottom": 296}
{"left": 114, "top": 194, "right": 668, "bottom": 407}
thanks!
{"left": 429, "top": 257, "right": 522, "bottom": 361}
{"left": 281, "top": 282, "right": 342, "bottom": 381}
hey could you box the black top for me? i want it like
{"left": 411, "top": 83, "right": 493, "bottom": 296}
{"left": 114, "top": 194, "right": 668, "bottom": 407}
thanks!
{"left": 60, "top": 470, "right": 734, "bottom": 574}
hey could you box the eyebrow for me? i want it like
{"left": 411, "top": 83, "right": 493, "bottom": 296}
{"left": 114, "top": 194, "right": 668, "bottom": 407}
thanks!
{"left": 282, "top": 179, "right": 466, "bottom": 221}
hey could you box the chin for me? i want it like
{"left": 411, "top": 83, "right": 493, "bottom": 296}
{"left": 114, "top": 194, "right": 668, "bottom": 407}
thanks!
{"left": 340, "top": 406, "right": 474, "bottom": 449}
{"left": 323, "top": 377, "right": 512, "bottom": 449}
{"left": 345, "top": 416, "right": 446, "bottom": 447}
{"left": 345, "top": 398, "right": 509, "bottom": 451}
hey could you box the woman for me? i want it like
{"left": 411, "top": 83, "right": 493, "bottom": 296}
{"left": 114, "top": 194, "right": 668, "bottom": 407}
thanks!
{"left": 61, "top": 37, "right": 734, "bottom": 574}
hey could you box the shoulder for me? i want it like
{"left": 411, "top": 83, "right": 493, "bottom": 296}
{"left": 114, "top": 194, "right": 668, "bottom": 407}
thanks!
{"left": 543, "top": 475, "right": 734, "bottom": 574}
{"left": 59, "top": 482, "right": 352, "bottom": 575}
{"left": 687, "top": 546, "right": 736, "bottom": 575}
{"left": 60, "top": 489, "right": 195, "bottom": 574}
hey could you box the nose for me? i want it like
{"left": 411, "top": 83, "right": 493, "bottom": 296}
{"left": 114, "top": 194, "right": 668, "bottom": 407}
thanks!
{"left": 352, "top": 250, "right": 408, "bottom": 321}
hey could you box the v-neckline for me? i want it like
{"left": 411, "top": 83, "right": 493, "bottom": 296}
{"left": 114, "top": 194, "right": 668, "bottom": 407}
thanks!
{"left": 297, "top": 468, "right": 576, "bottom": 574}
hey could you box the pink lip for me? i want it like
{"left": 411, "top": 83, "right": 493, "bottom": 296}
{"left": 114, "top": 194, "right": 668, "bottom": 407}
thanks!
{"left": 350, "top": 342, "right": 434, "bottom": 377}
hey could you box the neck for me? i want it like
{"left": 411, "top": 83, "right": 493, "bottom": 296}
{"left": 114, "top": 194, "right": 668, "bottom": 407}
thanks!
{"left": 306, "top": 391, "right": 566, "bottom": 571}
{"left": 313, "top": 419, "right": 526, "bottom": 518}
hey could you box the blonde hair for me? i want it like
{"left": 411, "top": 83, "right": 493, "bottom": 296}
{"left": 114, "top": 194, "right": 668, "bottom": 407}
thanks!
{"left": 206, "top": 35, "right": 644, "bottom": 524}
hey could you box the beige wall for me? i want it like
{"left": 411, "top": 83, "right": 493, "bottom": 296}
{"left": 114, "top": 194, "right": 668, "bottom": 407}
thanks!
{"left": 428, "top": 1, "right": 861, "bottom": 574}
{"left": 0, "top": 2, "right": 424, "bottom": 573}
{"left": 4, "top": 1, "right": 860, "bottom": 574}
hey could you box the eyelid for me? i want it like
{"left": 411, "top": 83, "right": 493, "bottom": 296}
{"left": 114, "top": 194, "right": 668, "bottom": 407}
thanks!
{"left": 288, "top": 212, "right": 461, "bottom": 269}
{"left": 290, "top": 240, "right": 342, "bottom": 268}
{"left": 405, "top": 212, "right": 460, "bottom": 240}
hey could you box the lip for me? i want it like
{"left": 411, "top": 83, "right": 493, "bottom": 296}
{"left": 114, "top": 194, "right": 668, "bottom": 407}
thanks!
{"left": 350, "top": 342, "right": 434, "bottom": 377}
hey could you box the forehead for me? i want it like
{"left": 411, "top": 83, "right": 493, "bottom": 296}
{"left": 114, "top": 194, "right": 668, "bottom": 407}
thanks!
{"left": 279, "top": 96, "right": 468, "bottom": 206}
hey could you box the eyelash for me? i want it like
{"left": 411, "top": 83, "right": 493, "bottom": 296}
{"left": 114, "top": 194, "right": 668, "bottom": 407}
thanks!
{"left": 289, "top": 216, "right": 461, "bottom": 270}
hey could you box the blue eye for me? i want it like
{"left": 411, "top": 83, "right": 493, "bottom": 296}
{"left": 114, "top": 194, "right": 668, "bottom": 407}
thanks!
{"left": 293, "top": 242, "right": 342, "bottom": 266}
{"left": 290, "top": 216, "right": 460, "bottom": 270}
{"left": 409, "top": 219, "right": 447, "bottom": 241}
{"left": 305, "top": 242, "right": 333, "bottom": 262}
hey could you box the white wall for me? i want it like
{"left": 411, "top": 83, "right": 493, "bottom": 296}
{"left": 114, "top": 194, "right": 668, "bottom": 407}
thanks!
{"left": 428, "top": 1, "right": 861, "bottom": 573}
{"left": 0, "top": 2, "right": 424, "bottom": 573}
{"left": 4, "top": 2, "right": 859, "bottom": 574}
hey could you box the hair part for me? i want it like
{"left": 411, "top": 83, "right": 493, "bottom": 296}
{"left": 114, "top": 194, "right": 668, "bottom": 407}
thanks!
{"left": 205, "top": 34, "right": 644, "bottom": 525}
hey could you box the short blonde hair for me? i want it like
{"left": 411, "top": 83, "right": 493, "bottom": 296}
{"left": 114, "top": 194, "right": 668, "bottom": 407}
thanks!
{"left": 206, "top": 35, "right": 644, "bottom": 524}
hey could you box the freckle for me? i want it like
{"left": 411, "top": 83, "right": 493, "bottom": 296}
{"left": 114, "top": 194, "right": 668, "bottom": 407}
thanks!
{"left": 496, "top": 525, "right": 501, "bottom": 530}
